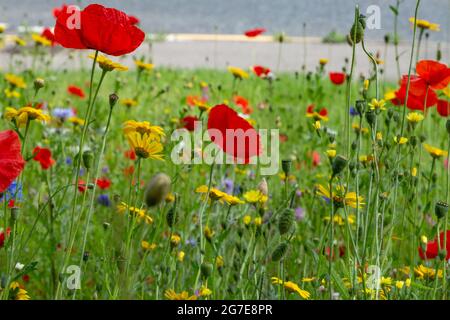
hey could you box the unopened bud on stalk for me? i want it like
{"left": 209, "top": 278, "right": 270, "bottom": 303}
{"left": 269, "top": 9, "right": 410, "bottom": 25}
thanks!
{"left": 34, "top": 78, "right": 45, "bottom": 91}
{"left": 436, "top": 43, "right": 442, "bottom": 61}
{"left": 446, "top": 120, "right": 450, "bottom": 135}
{"left": 278, "top": 208, "right": 294, "bottom": 235}
{"left": 201, "top": 262, "right": 213, "bottom": 279}
{"left": 365, "top": 110, "right": 376, "bottom": 127}
{"left": 435, "top": 201, "right": 448, "bottom": 219}
{"left": 109, "top": 93, "right": 119, "bottom": 108}
{"left": 82, "top": 150, "right": 94, "bottom": 170}
{"left": 281, "top": 159, "right": 292, "bottom": 177}
{"left": 332, "top": 155, "right": 348, "bottom": 177}
{"left": 166, "top": 195, "right": 178, "bottom": 228}
{"left": 355, "top": 100, "right": 366, "bottom": 115}
{"left": 10, "top": 207, "right": 19, "bottom": 222}
{"left": 144, "top": 173, "right": 171, "bottom": 207}
{"left": 271, "top": 242, "right": 288, "bottom": 261}
{"left": 348, "top": 14, "right": 365, "bottom": 44}
{"left": 438, "top": 250, "right": 447, "bottom": 261}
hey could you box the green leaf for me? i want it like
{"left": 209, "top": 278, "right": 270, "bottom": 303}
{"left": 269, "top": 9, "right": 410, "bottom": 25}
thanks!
{"left": 389, "top": 5, "right": 399, "bottom": 16}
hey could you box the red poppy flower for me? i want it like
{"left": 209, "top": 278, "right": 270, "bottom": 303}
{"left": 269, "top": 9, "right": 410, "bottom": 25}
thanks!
{"left": 22, "top": 274, "right": 30, "bottom": 283}
{"left": 128, "top": 15, "right": 140, "bottom": 25}
{"left": 233, "top": 96, "right": 253, "bottom": 114}
{"left": 33, "top": 147, "right": 56, "bottom": 170}
{"left": 78, "top": 179, "right": 87, "bottom": 193}
{"left": 393, "top": 76, "right": 437, "bottom": 111}
{"left": 0, "top": 227, "right": 11, "bottom": 249}
{"left": 0, "top": 130, "right": 25, "bottom": 193}
{"left": 54, "top": 4, "right": 145, "bottom": 56}
{"left": 41, "top": 28, "right": 57, "bottom": 46}
{"left": 329, "top": 72, "right": 346, "bottom": 85}
{"left": 279, "top": 133, "right": 288, "bottom": 143}
{"left": 95, "top": 178, "right": 111, "bottom": 190}
{"left": 207, "top": 104, "right": 261, "bottom": 164}
{"left": 416, "top": 60, "right": 450, "bottom": 91}
{"left": 244, "top": 28, "right": 266, "bottom": 38}
{"left": 419, "top": 230, "right": 450, "bottom": 260}
{"left": 181, "top": 115, "right": 199, "bottom": 131}
{"left": 437, "top": 99, "right": 450, "bottom": 117}
{"left": 124, "top": 149, "right": 136, "bottom": 160}
{"left": 252, "top": 65, "right": 271, "bottom": 78}
{"left": 7, "top": 199, "right": 14, "bottom": 208}
{"left": 123, "top": 165, "right": 135, "bottom": 176}
{"left": 68, "top": 85, "right": 85, "bottom": 98}
{"left": 53, "top": 4, "right": 68, "bottom": 19}
{"left": 312, "top": 151, "right": 321, "bottom": 167}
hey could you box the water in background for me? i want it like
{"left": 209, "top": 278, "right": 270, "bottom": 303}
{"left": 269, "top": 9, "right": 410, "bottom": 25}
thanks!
{"left": 0, "top": 0, "right": 448, "bottom": 42}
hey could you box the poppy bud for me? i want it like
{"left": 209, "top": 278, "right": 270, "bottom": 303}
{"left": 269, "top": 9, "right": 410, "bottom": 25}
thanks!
{"left": 144, "top": 173, "right": 171, "bottom": 207}
{"left": 435, "top": 201, "right": 448, "bottom": 219}
{"left": 419, "top": 135, "right": 426, "bottom": 143}
{"left": 201, "top": 262, "right": 213, "bottom": 279}
{"left": 446, "top": 120, "right": 450, "bottom": 135}
{"left": 82, "top": 150, "right": 94, "bottom": 170}
{"left": 410, "top": 136, "right": 418, "bottom": 147}
{"left": 351, "top": 141, "right": 357, "bottom": 151}
{"left": 365, "top": 110, "right": 376, "bottom": 127}
{"left": 282, "top": 159, "right": 292, "bottom": 176}
{"left": 355, "top": 100, "right": 366, "bottom": 115}
{"left": 109, "top": 93, "right": 119, "bottom": 108}
{"left": 278, "top": 208, "right": 294, "bottom": 235}
{"left": 332, "top": 155, "right": 348, "bottom": 177}
{"left": 387, "top": 109, "right": 394, "bottom": 119}
{"left": 348, "top": 15, "right": 365, "bottom": 44}
{"left": 10, "top": 207, "right": 19, "bottom": 222}
{"left": 271, "top": 242, "right": 288, "bottom": 261}
{"left": 439, "top": 250, "right": 447, "bottom": 261}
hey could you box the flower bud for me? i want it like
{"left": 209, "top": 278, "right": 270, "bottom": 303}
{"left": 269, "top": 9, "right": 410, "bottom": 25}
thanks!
{"left": 278, "top": 208, "right": 294, "bottom": 235}
{"left": 144, "top": 173, "right": 171, "bottom": 207}
{"left": 34, "top": 78, "right": 45, "bottom": 90}
{"left": 439, "top": 250, "right": 447, "bottom": 261}
{"left": 435, "top": 201, "right": 448, "bottom": 219}
{"left": 82, "top": 150, "right": 94, "bottom": 170}
{"left": 355, "top": 100, "right": 366, "bottom": 115}
{"left": 446, "top": 119, "right": 450, "bottom": 135}
{"left": 281, "top": 159, "right": 292, "bottom": 176}
{"left": 109, "top": 93, "right": 119, "bottom": 108}
{"left": 271, "top": 242, "right": 288, "bottom": 261}
{"left": 348, "top": 15, "right": 365, "bottom": 44}
{"left": 332, "top": 155, "right": 348, "bottom": 177}
{"left": 201, "top": 262, "right": 213, "bottom": 279}
{"left": 365, "top": 110, "right": 376, "bottom": 127}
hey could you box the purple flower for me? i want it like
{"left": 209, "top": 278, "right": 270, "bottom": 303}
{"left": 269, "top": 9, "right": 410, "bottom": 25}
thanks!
{"left": 52, "top": 108, "right": 75, "bottom": 121}
{"left": 350, "top": 106, "right": 359, "bottom": 116}
{"left": 97, "top": 194, "right": 111, "bottom": 207}
{"left": 222, "top": 178, "right": 234, "bottom": 195}
{"left": 295, "top": 207, "right": 306, "bottom": 221}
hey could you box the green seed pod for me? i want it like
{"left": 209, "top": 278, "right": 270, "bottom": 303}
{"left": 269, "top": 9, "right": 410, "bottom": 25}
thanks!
{"left": 144, "top": 173, "right": 171, "bottom": 207}
{"left": 272, "top": 242, "right": 289, "bottom": 261}
{"left": 82, "top": 150, "right": 94, "bottom": 170}
{"left": 435, "top": 201, "right": 448, "bottom": 219}
{"left": 201, "top": 262, "right": 213, "bottom": 279}
{"left": 332, "top": 155, "right": 348, "bottom": 177}
{"left": 278, "top": 208, "right": 294, "bottom": 235}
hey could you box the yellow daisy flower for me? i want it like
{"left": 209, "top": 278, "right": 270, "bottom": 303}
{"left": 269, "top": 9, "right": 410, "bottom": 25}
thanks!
{"left": 89, "top": 54, "right": 128, "bottom": 72}
{"left": 126, "top": 132, "right": 164, "bottom": 160}
{"left": 228, "top": 66, "right": 249, "bottom": 80}
{"left": 423, "top": 143, "right": 448, "bottom": 158}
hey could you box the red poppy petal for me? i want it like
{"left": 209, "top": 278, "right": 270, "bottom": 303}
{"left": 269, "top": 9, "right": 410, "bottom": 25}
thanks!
{"left": 0, "top": 130, "right": 26, "bottom": 193}
{"left": 54, "top": 5, "right": 87, "bottom": 50}
{"left": 437, "top": 99, "right": 450, "bottom": 117}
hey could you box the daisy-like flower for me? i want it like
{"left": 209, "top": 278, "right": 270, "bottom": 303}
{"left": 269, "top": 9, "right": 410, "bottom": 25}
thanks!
{"left": 271, "top": 277, "right": 310, "bottom": 300}
{"left": 195, "top": 185, "right": 226, "bottom": 201}
{"left": 4, "top": 89, "right": 20, "bottom": 99}
{"left": 123, "top": 120, "right": 165, "bottom": 140}
{"left": 228, "top": 66, "right": 249, "bottom": 80}
{"left": 319, "top": 58, "right": 329, "bottom": 66}
{"left": 117, "top": 202, "right": 153, "bottom": 224}
{"left": 126, "top": 132, "right": 164, "bottom": 160}
{"left": 5, "top": 74, "right": 26, "bottom": 89}
{"left": 368, "top": 98, "right": 386, "bottom": 111}
{"left": 409, "top": 17, "right": 440, "bottom": 31}
{"left": 306, "top": 105, "right": 329, "bottom": 121}
{"left": 134, "top": 59, "right": 154, "bottom": 72}
{"left": 88, "top": 54, "right": 128, "bottom": 72}
{"left": 121, "top": 98, "right": 138, "bottom": 108}
{"left": 423, "top": 143, "right": 448, "bottom": 159}
{"left": 323, "top": 214, "right": 356, "bottom": 226}
{"left": 414, "top": 264, "right": 443, "bottom": 280}
{"left": 164, "top": 289, "right": 197, "bottom": 300}
{"left": 394, "top": 136, "right": 408, "bottom": 145}
{"left": 5, "top": 107, "right": 51, "bottom": 126}
{"left": 351, "top": 123, "right": 369, "bottom": 134}
{"left": 13, "top": 36, "right": 26, "bottom": 47}
{"left": 68, "top": 116, "right": 85, "bottom": 126}
{"left": 221, "top": 194, "right": 244, "bottom": 206}
{"left": 9, "top": 282, "right": 30, "bottom": 300}
{"left": 243, "top": 190, "right": 268, "bottom": 204}
{"left": 141, "top": 241, "right": 157, "bottom": 251}
{"left": 198, "top": 285, "right": 212, "bottom": 297}
{"left": 406, "top": 112, "right": 424, "bottom": 124}
{"left": 32, "top": 34, "right": 52, "bottom": 46}
{"left": 316, "top": 184, "right": 364, "bottom": 209}
{"left": 384, "top": 90, "right": 397, "bottom": 101}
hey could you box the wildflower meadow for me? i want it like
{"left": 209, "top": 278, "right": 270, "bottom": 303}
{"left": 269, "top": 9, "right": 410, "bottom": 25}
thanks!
{"left": 0, "top": 1, "right": 449, "bottom": 302}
